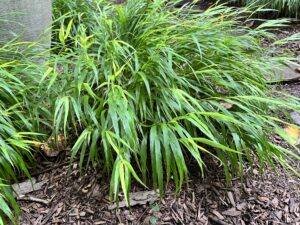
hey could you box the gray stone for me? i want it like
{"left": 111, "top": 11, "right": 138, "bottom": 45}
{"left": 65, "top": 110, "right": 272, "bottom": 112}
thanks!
{"left": 12, "top": 178, "right": 47, "bottom": 197}
{"left": 268, "top": 61, "right": 300, "bottom": 83}
{"left": 0, "top": 0, "right": 52, "bottom": 49}
{"left": 290, "top": 112, "right": 300, "bottom": 126}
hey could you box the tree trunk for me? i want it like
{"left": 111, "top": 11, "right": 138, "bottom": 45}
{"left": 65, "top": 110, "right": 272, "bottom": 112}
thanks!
{"left": 0, "top": 0, "right": 52, "bottom": 49}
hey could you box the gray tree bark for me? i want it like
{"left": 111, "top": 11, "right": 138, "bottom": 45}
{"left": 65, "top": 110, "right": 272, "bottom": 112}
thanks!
{"left": 0, "top": 0, "right": 52, "bottom": 48}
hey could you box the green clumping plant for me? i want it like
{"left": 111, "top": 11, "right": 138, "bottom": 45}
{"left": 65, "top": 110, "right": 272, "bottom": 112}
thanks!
{"left": 1, "top": 0, "right": 300, "bottom": 223}
{"left": 45, "top": 0, "right": 300, "bottom": 204}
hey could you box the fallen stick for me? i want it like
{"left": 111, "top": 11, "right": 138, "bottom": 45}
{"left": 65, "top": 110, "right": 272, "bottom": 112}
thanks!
{"left": 17, "top": 195, "right": 50, "bottom": 205}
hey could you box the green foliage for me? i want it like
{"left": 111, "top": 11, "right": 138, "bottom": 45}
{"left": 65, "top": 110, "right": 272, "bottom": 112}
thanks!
{"left": 0, "top": 40, "right": 38, "bottom": 225}
{"left": 247, "top": 0, "right": 300, "bottom": 18}
{"left": 221, "top": 0, "right": 300, "bottom": 18}
{"left": 1, "top": 0, "right": 300, "bottom": 223}
{"left": 46, "top": 0, "right": 300, "bottom": 204}
{"left": 0, "top": 180, "right": 19, "bottom": 225}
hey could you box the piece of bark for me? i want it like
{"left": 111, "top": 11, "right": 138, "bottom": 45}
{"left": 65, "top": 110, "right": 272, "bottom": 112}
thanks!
{"left": 108, "top": 190, "right": 158, "bottom": 210}
{"left": 222, "top": 208, "right": 241, "bottom": 217}
{"left": 237, "top": 202, "right": 247, "bottom": 211}
{"left": 94, "top": 222, "right": 107, "bottom": 225}
{"left": 41, "top": 205, "right": 59, "bottom": 225}
{"left": 289, "top": 198, "right": 296, "bottom": 213}
{"left": 227, "top": 192, "right": 235, "bottom": 207}
{"left": 272, "top": 197, "right": 279, "bottom": 208}
{"left": 212, "top": 210, "right": 224, "bottom": 220}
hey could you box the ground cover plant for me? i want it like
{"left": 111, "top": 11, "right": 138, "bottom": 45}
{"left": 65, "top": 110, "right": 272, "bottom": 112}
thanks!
{"left": 1, "top": 0, "right": 300, "bottom": 223}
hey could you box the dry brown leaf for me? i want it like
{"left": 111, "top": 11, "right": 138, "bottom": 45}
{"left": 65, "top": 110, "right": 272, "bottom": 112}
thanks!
{"left": 41, "top": 134, "right": 67, "bottom": 157}
{"left": 284, "top": 126, "right": 299, "bottom": 144}
{"left": 33, "top": 142, "right": 43, "bottom": 149}
{"left": 41, "top": 144, "right": 60, "bottom": 157}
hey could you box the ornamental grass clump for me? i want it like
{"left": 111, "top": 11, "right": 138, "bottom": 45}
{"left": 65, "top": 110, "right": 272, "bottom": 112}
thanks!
{"left": 45, "top": 0, "right": 300, "bottom": 203}
{"left": 1, "top": 1, "right": 300, "bottom": 223}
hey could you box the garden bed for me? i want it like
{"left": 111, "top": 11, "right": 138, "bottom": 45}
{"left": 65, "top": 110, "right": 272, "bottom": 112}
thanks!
{"left": 16, "top": 58, "right": 298, "bottom": 223}
{"left": 16, "top": 23, "right": 300, "bottom": 225}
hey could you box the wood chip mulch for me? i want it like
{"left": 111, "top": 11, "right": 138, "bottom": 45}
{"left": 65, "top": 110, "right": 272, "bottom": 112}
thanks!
{"left": 17, "top": 141, "right": 300, "bottom": 225}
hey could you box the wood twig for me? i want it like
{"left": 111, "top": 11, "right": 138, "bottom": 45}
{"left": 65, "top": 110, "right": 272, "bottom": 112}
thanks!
{"left": 17, "top": 195, "right": 50, "bottom": 205}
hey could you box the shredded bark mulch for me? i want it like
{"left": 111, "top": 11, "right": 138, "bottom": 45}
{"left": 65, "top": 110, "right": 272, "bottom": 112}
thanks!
{"left": 16, "top": 146, "right": 300, "bottom": 225}
{"left": 263, "top": 23, "right": 300, "bottom": 65}
{"left": 275, "top": 23, "right": 300, "bottom": 64}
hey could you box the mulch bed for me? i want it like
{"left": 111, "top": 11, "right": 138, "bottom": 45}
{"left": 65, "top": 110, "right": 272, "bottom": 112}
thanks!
{"left": 275, "top": 23, "right": 300, "bottom": 64}
{"left": 264, "top": 23, "right": 300, "bottom": 65}
{"left": 17, "top": 150, "right": 300, "bottom": 225}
